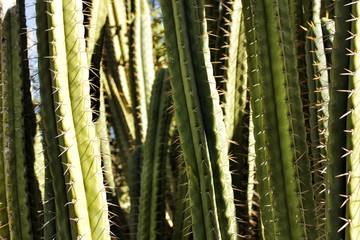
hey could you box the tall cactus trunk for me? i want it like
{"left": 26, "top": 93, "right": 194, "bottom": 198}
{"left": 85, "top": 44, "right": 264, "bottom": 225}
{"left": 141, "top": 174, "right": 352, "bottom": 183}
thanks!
{"left": 0, "top": 1, "right": 40, "bottom": 238}
{"left": 36, "top": 0, "right": 110, "bottom": 238}
{"left": 160, "top": 1, "right": 237, "bottom": 239}
{"left": 241, "top": 0, "right": 317, "bottom": 238}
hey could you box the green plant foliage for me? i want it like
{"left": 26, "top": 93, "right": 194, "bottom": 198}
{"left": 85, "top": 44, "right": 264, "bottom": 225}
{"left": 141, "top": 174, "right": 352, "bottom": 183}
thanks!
{"left": 1, "top": 0, "right": 360, "bottom": 239}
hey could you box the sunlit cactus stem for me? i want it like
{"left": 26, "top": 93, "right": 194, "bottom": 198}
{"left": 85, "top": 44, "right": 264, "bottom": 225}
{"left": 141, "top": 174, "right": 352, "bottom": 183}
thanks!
{"left": 36, "top": 0, "right": 110, "bottom": 238}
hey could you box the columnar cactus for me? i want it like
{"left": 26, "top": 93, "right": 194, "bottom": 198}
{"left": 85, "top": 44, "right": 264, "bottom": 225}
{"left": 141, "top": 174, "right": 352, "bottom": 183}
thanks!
{"left": 2, "top": 0, "right": 360, "bottom": 239}
{"left": 36, "top": 0, "right": 110, "bottom": 238}
{"left": 160, "top": 1, "right": 237, "bottom": 239}
{"left": 241, "top": 0, "right": 317, "bottom": 238}
{"left": 0, "top": 1, "right": 39, "bottom": 238}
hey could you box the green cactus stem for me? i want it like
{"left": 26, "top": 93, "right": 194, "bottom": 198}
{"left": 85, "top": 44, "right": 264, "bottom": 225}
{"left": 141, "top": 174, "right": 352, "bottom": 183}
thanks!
{"left": 1, "top": 3, "right": 33, "bottom": 238}
{"left": 96, "top": 69, "right": 116, "bottom": 196}
{"left": 36, "top": 0, "right": 110, "bottom": 238}
{"left": 128, "top": 0, "right": 155, "bottom": 144}
{"left": 221, "top": 0, "right": 252, "bottom": 236}
{"left": 170, "top": 132, "right": 192, "bottom": 240}
{"left": 0, "top": 3, "right": 9, "bottom": 238}
{"left": 242, "top": 0, "right": 317, "bottom": 238}
{"left": 137, "top": 68, "right": 173, "bottom": 240}
{"left": 160, "top": 1, "right": 237, "bottom": 239}
{"left": 326, "top": 0, "right": 352, "bottom": 238}
{"left": 35, "top": 1, "right": 72, "bottom": 238}
{"left": 345, "top": 2, "right": 360, "bottom": 239}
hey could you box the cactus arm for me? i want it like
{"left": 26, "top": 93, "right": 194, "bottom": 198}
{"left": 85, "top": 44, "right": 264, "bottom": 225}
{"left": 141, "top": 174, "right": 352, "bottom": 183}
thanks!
{"left": 102, "top": 24, "right": 135, "bottom": 163}
{"left": 96, "top": 69, "right": 116, "bottom": 196}
{"left": 137, "top": 68, "right": 173, "bottom": 239}
{"left": 108, "top": 0, "right": 132, "bottom": 108}
{"left": 101, "top": 69, "right": 133, "bottom": 162}
{"left": 37, "top": 0, "right": 92, "bottom": 238}
{"left": 346, "top": 2, "right": 360, "bottom": 239}
{"left": 35, "top": 1, "right": 73, "bottom": 238}
{"left": 128, "top": 0, "right": 148, "bottom": 144}
{"left": 206, "top": 0, "right": 232, "bottom": 105}
{"left": 84, "top": 0, "right": 109, "bottom": 122}
{"left": 62, "top": 0, "right": 110, "bottom": 238}
{"left": 0, "top": 2, "right": 9, "bottom": 238}
{"left": 160, "top": 1, "right": 219, "bottom": 239}
{"left": 183, "top": 1, "right": 238, "bottom": 238}
{"left": 17, "top": 0, "right": 43, "bottom": 236}
{"left": 140, "top": 0, "right": 155, "bottom": 109}
{"left": 108, "top": 0, "right": 133, "bottom": 112}
{"left": 224, "top": 0, "right": 247, "bottom": 142}
{"left": 1, "top": 5, "right": 33, "bottom": 239}
{"left": 222, "top": 0, "right": 252, "bottom": 235}
{"left": 37, "top": 0, "right": 111, "bottom": 238}
{"left": 311, "top": 0, "right": 330, "bottom": 141}
{"left": 241, "top": 1, "right": 276, "bottom": 237}
{"left": 326, "top": 1, "right": 351, "bottom": 238}
{"left": 43, "top": 147, "right": 57, "bottom": 240}
{"left": 128, "top": 145, "right": 143, "bottom": 239}
{"left": 102, "top": 20, "right": 135, "bottom": 151}
{"left": 110, "top": 0, "right": 129, "bottom": 75}
{"left": 161, "top": 0, "right": 239, "bottom": 239}
{"left": 242, "top": 0, "right": 317, "bottom": 238}
{"left": 263, "top": 0, "right": 318, "bottom": 238}
{"left": 306, "top": 2, "right": 333, "bottom": 230}
{"left": 171, "top": 163, "right": 192, "bottom": 240}
{"left": 85, "top": 0, "right": 108, "bottom": 65}
{"left": 264, "top": 0, "right": 317, "bottom": 237}
{"left": 305, "top": 25, "right": 327, "bottom": 234}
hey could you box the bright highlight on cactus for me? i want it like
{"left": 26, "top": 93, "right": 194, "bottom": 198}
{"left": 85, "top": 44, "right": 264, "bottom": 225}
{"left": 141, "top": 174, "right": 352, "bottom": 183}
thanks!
{"left": 1, "top": 0, "right": 360, "bottom": 239}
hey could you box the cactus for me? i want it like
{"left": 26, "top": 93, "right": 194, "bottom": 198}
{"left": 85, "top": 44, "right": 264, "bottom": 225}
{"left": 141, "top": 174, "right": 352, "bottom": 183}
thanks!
{"left": 345, "top": 2, "right": 360, "bottom": 239}
{"left": 326, "top": 1, "right": 352, "bottom": 239}
{"left": 0, "top": 1, "right": 40, "bottom": 238}
{"left": 2, "top": 0, "right": 360, "bottom": 239}
{"left": 36, "top": 0, "right": 109, "bottom": 238}
{"left": 137, "top": 68, "right": 173, "bottom": 239}
{"left": 160, "top": 1, "right": 237, "bottom": 239}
